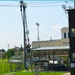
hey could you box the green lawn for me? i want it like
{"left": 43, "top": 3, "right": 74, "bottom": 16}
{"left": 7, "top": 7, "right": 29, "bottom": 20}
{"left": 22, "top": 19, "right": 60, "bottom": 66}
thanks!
{"left": 16, "top": 72, "right": 60, "bottom": 75}
{"left": 0, "top": 59, "right": 24, "bottom": 73}
{"left": 0, "top": 58, "right": 69, "bottom": 75}
{"left": 0, "top": 71, "right": 67, "bottom": 75}
{"left": 0, "top": 60, "right": 10, "bottom": 73}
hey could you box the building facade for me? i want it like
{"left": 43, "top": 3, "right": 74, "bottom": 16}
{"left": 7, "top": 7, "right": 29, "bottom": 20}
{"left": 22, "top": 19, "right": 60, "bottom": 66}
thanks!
{"left": 31, "top": 27, "right": 69, "bottom": 62}
{"left": 32, "top": 27, "right": 69, "bottom": 48}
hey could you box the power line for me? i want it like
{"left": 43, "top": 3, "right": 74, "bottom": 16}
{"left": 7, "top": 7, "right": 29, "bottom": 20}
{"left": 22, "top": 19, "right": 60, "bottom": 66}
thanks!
{"left": 48, "top": 12, "right": 68, "bottom": 39}
{"left": 0, "top": 4, "right": 61, "bottom": 7}
{"left": 0, "top": 1, "right": 73, "bottom": 7}
{"left": 26, "top": 2, "right": 66, "bottom": 5}
{"left": 43, "top": 12, "right": 64, "bottom": 40}
{"left": 28, "top": 5, "right": 61, "bottom": 7}
{"left": 0, "top": 1, "right": 73, "bottom": 8}
{"left": 53, "top": 31, "right": 61, "bottom": 39}
{"left": 0, "top": 4, "right": 18, "bottom": 7}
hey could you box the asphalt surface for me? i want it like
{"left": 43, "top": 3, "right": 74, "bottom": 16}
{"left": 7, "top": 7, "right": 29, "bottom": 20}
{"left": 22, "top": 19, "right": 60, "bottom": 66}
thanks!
{"left": 62, "top": 73, "right": 70, "bottom": 75}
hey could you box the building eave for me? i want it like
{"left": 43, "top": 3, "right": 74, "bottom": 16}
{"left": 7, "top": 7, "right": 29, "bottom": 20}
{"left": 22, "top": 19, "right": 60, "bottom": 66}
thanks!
{"left": 32, "top": 46, "right": 69, "bottom": 51}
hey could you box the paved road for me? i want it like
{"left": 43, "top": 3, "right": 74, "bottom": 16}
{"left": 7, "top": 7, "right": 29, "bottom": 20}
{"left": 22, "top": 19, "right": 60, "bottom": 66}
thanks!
{"left": 62, "top": 73, "right": 70, "bottom": 75}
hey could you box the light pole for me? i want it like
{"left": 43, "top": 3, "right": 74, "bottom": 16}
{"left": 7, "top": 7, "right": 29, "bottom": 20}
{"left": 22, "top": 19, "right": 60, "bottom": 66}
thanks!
{"left": 36, "top": 23, "right": 40, "bottom": 41}
{"left": 8, "top": 44, "right": 9, "bottom": 50}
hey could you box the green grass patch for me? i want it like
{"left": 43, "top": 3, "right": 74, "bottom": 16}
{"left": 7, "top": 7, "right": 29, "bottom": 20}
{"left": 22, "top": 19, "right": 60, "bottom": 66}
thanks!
{"left": 0, "top": 59, "right": 68, "bottom": 75}
{"left": 0, "top": 60, "right": 10, "bottom": 73}
{"left": 0, "top": 59, "right": 25, "bottom": 74}
{"left": 9, "top": 71, "right": 67, "bottom": 75}
{"left": 0, "top": 58, "right": 2, "bottom": 60}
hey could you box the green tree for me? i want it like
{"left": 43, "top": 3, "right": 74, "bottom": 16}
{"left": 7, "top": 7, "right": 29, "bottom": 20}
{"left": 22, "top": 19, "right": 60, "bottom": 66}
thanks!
{"left": 19, "top": 45, "right": 23, "bottom": 52}
{"left": 9, "top": 49, "right": 15, "bottom": 56}
{"left": 2, "top": 52, "right": 7, "bottom": 59}
{"left": 18, "top": 45, "right": 23, "bottom": 56}
{"left": 1, "top": 49, "right": 5, "bottom": 52}
{"left": 2, "top": 48, "right": 15, "bottom": 59}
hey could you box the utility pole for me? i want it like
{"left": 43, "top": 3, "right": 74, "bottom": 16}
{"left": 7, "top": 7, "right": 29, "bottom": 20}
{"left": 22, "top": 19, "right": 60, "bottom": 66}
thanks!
{"left": 68, "top": 4, "right": 75, "bottom": 74}
{"left": 36, "top": 23, "right": 40, "bottom": 41}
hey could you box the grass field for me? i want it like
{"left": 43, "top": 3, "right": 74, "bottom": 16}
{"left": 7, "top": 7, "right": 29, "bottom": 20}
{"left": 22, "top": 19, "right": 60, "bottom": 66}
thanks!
{"left": 0, "top": 59, "right": 10, "bottom": 73}
{"left": 0, "top": 58, "right": 24, "bottom": 74}
{"left": 0, "top": 58, "right": 69, "bottom": 75}
{"left": 0, "top": 71, "right": 67, "bottom": 75}
{"left": 16, "top": 71, "right": 66, "bottom": 75}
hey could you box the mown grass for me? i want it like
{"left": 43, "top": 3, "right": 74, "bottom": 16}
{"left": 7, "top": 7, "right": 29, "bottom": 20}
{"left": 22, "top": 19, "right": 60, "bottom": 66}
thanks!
{"left": 0, "top": 59, "right": 25, "bottom": 74}
{"left": 0, "top": 58, "right": 68, "bottom": 75}
{"left": 0, "top": 60, "right": 10, "bottom": 73}
{"left": 0, "top": 71, "right": 67, "bottom": 75}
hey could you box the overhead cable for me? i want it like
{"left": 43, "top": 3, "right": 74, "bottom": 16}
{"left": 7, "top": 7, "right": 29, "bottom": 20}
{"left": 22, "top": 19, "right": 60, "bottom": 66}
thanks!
{"left": 43, "top": 12, "right": 64, "bottom": 40}
{"left": 0, "top": 4, "right": 61, "bottom": 7}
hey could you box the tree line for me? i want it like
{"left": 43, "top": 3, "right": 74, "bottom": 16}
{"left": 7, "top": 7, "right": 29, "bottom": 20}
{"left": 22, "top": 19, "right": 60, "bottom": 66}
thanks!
{"left": 2, "top": 46, "right": 23, "bottom": 59}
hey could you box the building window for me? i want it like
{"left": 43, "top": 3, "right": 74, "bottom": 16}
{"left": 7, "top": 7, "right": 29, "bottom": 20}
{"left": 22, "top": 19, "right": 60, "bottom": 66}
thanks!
{"left": 64, "top": 33, "right": 66, "bottom": 38}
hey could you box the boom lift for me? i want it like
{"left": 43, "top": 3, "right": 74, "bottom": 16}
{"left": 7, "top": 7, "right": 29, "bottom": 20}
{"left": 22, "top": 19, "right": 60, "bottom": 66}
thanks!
{"left": 20, "top": 1, "right": 31, "bottom": 70}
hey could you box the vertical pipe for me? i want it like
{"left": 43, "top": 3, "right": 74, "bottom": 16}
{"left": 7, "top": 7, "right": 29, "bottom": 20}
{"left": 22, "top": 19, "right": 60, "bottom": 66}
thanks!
{"left": 53, "top": 50, "right": 54, "bottom": 64}
{"left": 30, "top": 51, "right": 33, "bottom": 71}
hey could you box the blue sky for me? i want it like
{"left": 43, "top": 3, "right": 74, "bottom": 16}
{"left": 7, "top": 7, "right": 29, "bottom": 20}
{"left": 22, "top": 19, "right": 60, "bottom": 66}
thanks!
{"left": 0, "top": 1, "right": 74, "bottom": 50}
